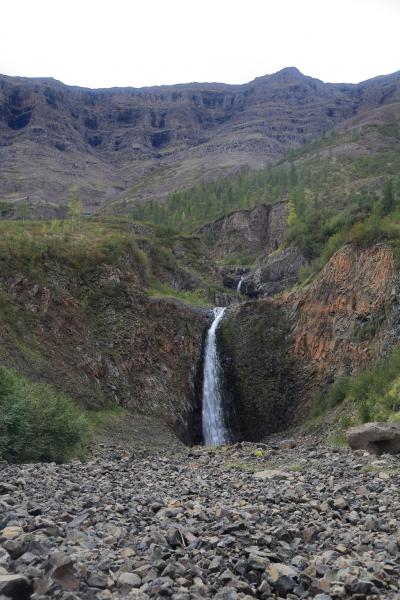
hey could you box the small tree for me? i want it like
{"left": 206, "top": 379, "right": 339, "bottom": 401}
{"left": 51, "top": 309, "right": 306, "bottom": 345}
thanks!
{"left": 18, "top": 201, "right": 30, "bottom": 224}
{"left": 68, "top": 189, "right": 83, "bottom": 230}
{"left": 381, "top": 179, "right": 395, "bottom": 216}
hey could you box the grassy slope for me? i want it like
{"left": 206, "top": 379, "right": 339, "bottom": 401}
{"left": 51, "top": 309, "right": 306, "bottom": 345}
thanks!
{"left": 0, "top": 218, "right": 228, "bottom": 304}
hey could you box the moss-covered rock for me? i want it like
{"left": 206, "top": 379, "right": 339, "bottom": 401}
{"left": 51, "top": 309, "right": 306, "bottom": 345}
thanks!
{"left": 219, "top": 300, "right": 300, "bottom": 441}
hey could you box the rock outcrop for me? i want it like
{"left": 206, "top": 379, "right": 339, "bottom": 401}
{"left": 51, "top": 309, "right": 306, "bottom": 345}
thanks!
{"left": 199, "top": 202, "right": 289, "bottom": 263}
{"left": 288, "top": 243, "right": 397, "bottom": 385}
{"left": 347, "top": 422, "right": 400, "bottom": 455}
{"left": 2, "top": 68, "right": 400, "bottom": 212}
{"left": 219, "top": 300, "right": 302, "bottom": 440}
{"left": 220, "top": 243, "right": 400, "bottom": 435}
{"left": 242, "top": 245, "right": 307, "bottom": 297}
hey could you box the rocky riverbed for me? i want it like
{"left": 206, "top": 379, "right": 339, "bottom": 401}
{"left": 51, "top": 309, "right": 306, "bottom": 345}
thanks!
{"left": 1, "top": 438, "right": 400, "bottom": 600}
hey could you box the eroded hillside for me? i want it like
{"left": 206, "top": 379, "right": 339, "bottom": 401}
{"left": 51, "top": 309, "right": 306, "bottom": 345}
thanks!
{"left": 1, "top": 67, "right": 400, "bottom": 215}
{"left": 0, "top": 220, "right": 240, "bottom": 443}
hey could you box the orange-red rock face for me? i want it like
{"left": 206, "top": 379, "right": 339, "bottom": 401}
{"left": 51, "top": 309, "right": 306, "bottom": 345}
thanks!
{"left": 288, "top": 244, "right": 395, "bottom": 379}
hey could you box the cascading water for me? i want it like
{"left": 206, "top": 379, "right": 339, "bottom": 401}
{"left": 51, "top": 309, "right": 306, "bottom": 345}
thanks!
{"left": 202, "top": 307, "right": 229, "bottom": 445}
{"left": 237, "top": 276, "right": 244, "bottom": 293}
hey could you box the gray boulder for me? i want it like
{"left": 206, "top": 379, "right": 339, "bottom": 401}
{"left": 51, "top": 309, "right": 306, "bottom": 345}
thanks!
{"left": 347, "top": 422, "right": 400, "bottom": 455}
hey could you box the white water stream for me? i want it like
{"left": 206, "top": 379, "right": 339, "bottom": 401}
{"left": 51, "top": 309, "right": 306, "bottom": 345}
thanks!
{"left": 237, "top": 276, "right": 244, "bottom": 293}
{"left": 201, "top": 307, "right": 229, "bottom": 445}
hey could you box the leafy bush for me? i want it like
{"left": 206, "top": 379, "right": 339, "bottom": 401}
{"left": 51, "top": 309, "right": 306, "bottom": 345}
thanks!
{"left": 0, "top": 366, "right": 90, "bottom": 462}
{"left": 310, "top": 376, "right": 350, "bottom": 418}
{"left": 312, "top": 345, "right": 400, "bottom": 424}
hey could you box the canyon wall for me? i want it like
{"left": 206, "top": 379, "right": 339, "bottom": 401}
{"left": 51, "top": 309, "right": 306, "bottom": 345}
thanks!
{"left": 0, "top": 230, "right": 223, "bottom": 443}
{"left": 221, "top": 243, "right": 400, "bottom": 436}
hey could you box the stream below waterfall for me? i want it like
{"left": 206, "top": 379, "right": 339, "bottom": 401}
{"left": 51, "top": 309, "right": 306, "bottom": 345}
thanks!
{"left": 201, "top": 307, "right": 229, "bottom": 445}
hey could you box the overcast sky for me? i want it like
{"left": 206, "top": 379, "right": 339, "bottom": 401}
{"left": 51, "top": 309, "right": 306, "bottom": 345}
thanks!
{"left": 1, "top": 0, "right": 399, "bottom": 89}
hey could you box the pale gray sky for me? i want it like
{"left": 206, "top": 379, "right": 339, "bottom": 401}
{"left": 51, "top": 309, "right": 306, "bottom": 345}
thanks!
{"left": 1, "top": 0, "right": 399, "bottom": 88}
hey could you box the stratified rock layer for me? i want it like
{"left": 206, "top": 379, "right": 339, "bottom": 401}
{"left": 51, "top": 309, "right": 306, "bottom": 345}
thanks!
{"left": 1, "top": 67, "right": 400, "bottom": 211}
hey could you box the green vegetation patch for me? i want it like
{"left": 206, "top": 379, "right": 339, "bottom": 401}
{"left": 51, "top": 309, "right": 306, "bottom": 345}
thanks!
{"left": 311, "top": 345, "right": 400, "bottom": 426}
{"left": 146, "top": 281, "right": 212, "bottom": 307}
{"left": 130, "top": 166, "right": 293, "bottom": 231}
{"left": 0, "top": 365, "right": 90, "bottom": 463}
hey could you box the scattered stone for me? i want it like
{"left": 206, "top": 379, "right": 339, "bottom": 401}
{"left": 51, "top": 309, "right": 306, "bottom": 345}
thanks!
{"left": 266, "top": 562, "right": 298, "bottom": 583}
{"left": 0, "top": 527, "right": 23, "bottom": 541}
{"left": 0, "top": 573, "right": 32, "bottom": 599}
{"left": 253, "top": 469, "right": 291, "bottom": 480}
{"left": 117, "top": 572, "right": 142, "bottom": 587}
{"left": 1, "top": 438, "right": 400, "bottom": 598}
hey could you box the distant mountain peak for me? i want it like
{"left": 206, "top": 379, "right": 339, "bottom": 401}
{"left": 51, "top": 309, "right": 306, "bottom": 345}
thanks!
{"left": 1, "top": 67, "right": 400, "bottom": 214}
{"left": 276, "top": 66, "right": 304, "bottom": 77}
{"left": 253, "top": 66, "right": 312, "bottom": 85}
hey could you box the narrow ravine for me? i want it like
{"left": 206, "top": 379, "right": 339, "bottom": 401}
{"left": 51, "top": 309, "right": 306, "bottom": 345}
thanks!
{"left": 201, "top": 307, "right": 230, "bottom": 445}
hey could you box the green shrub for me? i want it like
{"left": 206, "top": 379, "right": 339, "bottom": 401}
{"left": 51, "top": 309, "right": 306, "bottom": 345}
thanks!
{"left": 313, "top": 345, "right": 400, "bottom": 424}
{"left": 146, "top": 281, "right": 212, "bottom": 307}
{"left": 310, "top": 376, "right": 350, "bottom": 418}
{"left": 328, "top": 376, "right": 350, "bottom": 408}
{"left": 0, "top": 366, "right": 90, "bottom": 463}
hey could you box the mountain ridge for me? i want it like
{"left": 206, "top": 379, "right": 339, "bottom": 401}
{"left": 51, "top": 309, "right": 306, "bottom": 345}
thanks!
{"left": 1, "top": 66, "right": 400, "bottom": 216}
{"left": 4, "top": 65, "right": 400, "bottom": 90}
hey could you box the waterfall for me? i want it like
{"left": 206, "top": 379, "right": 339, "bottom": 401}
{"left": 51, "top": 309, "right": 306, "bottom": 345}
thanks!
{"left": 202, "top": 307, "right": 229, "bottom": 445}
{"left": 237, "top": 276, "right": 244, "bottom": 293}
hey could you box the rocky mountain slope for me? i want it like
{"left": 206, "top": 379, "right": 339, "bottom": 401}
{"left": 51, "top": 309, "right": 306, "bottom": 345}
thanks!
{"left": 1, "top": 67, "right": 400, "bottom": 215}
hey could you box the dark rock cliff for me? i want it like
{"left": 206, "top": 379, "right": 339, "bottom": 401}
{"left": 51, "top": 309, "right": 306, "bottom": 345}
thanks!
{"left": 219, "top": 300, "right": 302, "bottom": 441}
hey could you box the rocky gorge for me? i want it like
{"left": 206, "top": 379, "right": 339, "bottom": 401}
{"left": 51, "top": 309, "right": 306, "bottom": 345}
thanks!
{"left": 2, "top": 65, "right": 400, "bottom": 600}
{"left": 1, "top": 207, "right": 400, "bottom": 445}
